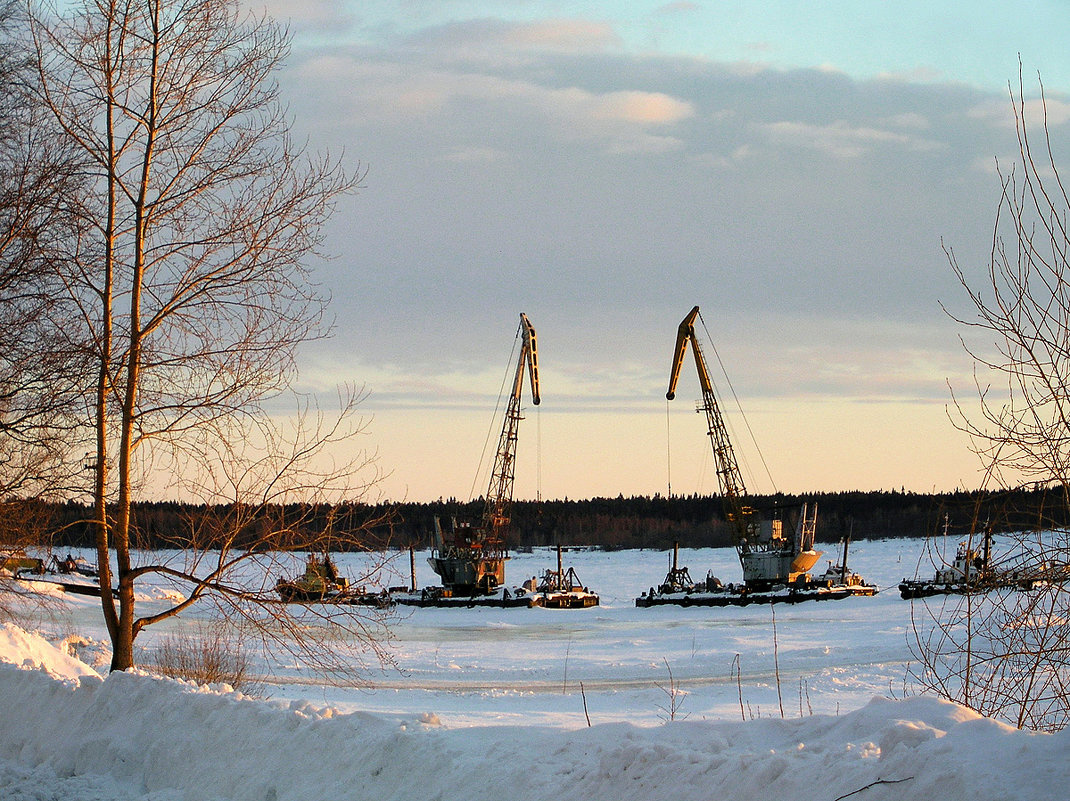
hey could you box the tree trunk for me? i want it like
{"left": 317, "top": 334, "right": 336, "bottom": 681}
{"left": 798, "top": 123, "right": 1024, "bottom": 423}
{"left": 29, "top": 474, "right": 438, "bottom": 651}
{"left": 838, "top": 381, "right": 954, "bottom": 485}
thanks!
{"left": 110, "top": 574, "right": 136, "bottom": 671}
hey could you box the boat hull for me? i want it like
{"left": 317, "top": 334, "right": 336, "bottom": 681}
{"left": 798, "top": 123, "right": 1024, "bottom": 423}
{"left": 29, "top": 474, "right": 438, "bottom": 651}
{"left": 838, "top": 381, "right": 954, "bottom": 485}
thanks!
{"left": 636, "top": 582, "right": 877, "bottom": 607}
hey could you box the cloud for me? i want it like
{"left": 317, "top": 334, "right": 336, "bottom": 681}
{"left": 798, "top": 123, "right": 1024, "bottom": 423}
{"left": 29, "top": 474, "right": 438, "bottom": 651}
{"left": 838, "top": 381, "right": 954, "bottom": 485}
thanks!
{"left": 593, "top": 91, "right": 693, "bottom": 124}
{"left": 282, "top": 43, "right": 1014, "bottom": 415}
{"left": 968, "top": 95, "right": 1070, "bottom": 128}
{"left": 875, "top": 66, "right": 948, "bottom": 84}
{"left": 297, "top": 54, "right": 694, "bottom": 154}
{"left": 506, "top": 19, "right": 620, "bottom": 52}
{"left": 883, "top": 112, "right": 930, "bottom": 130}
{"left": 655, "top": 2, "right": 700, "bottom": 14}
{"left": 250, "top": 0, "right": 355, "bottom": 35}
{"left": 442, "top": 147, "right": 507, "bottom": 163}
{"left": 407, "top": 18, "right": 621, "bottom": 57}
{"left": 759, "top": 119, "right": 942, "bottom": 158}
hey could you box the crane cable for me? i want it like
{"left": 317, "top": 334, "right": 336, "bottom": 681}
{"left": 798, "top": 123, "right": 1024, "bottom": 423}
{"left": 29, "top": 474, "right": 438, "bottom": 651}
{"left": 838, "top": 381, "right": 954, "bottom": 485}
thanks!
{"left": 696, "top": 310, "right": 779, "bottom": 495}
{"left": 536, "top": 402, "right": 542, "bottom": 504}
{"left": 665, "top": 397, "right": 672, "bottom": 499}
{"left": 469, "top": 320, "right": 523, "bottom": 503}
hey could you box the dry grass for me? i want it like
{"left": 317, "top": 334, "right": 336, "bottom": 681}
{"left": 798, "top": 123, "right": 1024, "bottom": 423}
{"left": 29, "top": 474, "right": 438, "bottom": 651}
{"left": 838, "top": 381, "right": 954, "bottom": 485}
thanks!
{"left": 149, "top": 625, "right": 262, "bottom": 695}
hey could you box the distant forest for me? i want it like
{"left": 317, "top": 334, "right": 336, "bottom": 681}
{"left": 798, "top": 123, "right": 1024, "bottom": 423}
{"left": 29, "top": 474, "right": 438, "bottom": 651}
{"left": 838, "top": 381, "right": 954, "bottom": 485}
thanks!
{"left": 26, "top": 486, "right": 1070, "bottom": 552}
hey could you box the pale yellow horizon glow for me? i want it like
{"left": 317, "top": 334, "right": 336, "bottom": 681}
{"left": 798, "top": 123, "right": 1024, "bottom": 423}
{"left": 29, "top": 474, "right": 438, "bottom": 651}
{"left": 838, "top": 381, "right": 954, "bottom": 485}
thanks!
{"left": 364, "top": 396, "right": 983, "bottom": 504}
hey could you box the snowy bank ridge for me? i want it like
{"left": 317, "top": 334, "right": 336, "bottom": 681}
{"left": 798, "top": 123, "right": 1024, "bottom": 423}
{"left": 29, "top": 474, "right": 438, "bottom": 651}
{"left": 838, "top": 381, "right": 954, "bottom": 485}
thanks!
{"left": 0, "top": 623, "right": 1067, "bottom": 801}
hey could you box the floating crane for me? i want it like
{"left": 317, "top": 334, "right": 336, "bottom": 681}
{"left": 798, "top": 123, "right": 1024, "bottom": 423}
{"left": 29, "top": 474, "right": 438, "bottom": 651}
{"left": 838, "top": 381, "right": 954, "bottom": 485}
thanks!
{"left": 638, "top": 307, "right": 875, "bottom": 605}
{"left": 666, "top": 305, "right": 821, "bottom": 589}
{"left": 428, "top": 313, "right": 540, "bottom": 596}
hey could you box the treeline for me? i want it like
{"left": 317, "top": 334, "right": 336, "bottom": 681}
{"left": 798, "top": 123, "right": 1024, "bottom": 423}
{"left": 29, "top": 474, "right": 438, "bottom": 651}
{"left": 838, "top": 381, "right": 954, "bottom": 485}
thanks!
{"left": 22, "top": 486, "right": 1070, "bottom": 552}
{"left": 376, "top": 487, "right": 1064, "bottom": 550}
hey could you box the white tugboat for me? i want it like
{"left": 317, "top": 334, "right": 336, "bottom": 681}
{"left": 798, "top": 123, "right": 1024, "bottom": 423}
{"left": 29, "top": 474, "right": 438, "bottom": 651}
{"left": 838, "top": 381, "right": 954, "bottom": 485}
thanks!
{"left": 899, "top": 517, "right": 1070, "bottom": 599}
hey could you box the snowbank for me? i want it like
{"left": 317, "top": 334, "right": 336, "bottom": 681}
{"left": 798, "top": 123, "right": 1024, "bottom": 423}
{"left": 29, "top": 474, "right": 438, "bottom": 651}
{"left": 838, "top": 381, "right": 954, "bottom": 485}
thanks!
{"left": 0, "top": 623, "right": 1066, "bottom": 801}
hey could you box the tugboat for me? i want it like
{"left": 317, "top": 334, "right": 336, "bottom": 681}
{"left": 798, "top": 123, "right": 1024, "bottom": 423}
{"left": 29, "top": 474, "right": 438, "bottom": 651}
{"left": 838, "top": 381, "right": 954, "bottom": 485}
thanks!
{"left": 898, "top": 518, "right": 1070, "bottom": 599}
{"left": 1, "top": 549, "right": 44, "bottom": 575}
{"left": 636, "top": 307, "right": 877, "bottom": 608}
{"left": 275, "top": 553, "right": 350, "bottom": 602}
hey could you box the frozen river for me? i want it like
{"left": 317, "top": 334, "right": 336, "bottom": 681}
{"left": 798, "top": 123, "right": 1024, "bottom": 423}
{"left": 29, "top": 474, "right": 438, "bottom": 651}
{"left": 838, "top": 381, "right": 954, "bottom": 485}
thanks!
{"left": 23, "top": 537, "right": 943, "bottom": 728}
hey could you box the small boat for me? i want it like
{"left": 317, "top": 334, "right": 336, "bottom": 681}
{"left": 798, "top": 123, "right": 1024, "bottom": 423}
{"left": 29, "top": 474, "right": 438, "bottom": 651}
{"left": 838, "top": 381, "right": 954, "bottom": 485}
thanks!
{"left": 275, "top": 553, "right": 350, "bottom": 602}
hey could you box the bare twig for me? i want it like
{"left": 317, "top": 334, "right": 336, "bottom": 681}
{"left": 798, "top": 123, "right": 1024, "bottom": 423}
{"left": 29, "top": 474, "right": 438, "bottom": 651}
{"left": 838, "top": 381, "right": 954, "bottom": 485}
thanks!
{"left": 771, "top": 601, "right": 784, "bottom": 718}
{"left": 655, "top": 657, "right": 688, "bottom": 722}
{"left": 832, "top": 776, "right": 913, "bottom": 801}
{"left": 732, "top": 652, "right": 745, "bottom": 721}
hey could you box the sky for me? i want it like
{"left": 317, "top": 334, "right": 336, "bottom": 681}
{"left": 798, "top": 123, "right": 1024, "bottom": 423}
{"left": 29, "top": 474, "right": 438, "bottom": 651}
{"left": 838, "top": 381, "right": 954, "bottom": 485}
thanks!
{"left": 245, "top": 0, "right": 1070, "bottom": 503}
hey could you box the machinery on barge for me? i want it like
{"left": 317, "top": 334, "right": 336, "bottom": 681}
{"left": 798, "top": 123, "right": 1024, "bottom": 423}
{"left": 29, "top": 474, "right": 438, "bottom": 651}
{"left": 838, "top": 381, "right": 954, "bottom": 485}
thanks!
{"left": 520, "top": 545, "right": 599, "bottom": 608}
{"left": 636, "top": 306, "right": 876, "bottom": 607}
{"left": 4, "top": 549, "right": 110, "bottom": 597}
{"left": 391, "top": 313, "right": 600, "bottom": 610}
{"left": 425, "top": 313, "right": 538, "bottom": 602}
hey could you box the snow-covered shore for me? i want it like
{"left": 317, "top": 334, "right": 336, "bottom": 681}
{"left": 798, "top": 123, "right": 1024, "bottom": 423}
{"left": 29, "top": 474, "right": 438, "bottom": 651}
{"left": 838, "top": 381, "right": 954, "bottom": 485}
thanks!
{"left": 1, "top": 622, "right": 1066, "bottom": 801}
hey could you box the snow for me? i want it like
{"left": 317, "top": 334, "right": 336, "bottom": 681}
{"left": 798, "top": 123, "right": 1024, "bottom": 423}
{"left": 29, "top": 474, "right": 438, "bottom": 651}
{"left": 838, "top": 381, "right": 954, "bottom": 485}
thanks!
{"left": 1, "top": 540, "right": 1067, "bottom": 800}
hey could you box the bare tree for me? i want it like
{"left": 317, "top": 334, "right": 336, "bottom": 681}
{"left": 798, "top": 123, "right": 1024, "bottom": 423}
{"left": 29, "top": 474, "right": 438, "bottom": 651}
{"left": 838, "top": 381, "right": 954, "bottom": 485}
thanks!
{"left": 0, "top": 0, "right": 88, "bottom": 506}
{"left": 945, "top": 66, "right": 1070, "bottom": 498}
{"left": 919, "top": 67, "right": 1070, "bottom": 731}
{"left": 909, "top": 567, "right": 1070, "bottom": 732}
{"left": 25, "top": 0, "right": 384, "bottom": 674}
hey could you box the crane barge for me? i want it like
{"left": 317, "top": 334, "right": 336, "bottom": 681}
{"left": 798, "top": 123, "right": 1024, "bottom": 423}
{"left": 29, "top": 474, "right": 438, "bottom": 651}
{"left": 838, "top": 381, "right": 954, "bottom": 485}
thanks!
{"left": 394, "top": 313, "right": 598, "bottom": 608}
{"left": 636, "top": 306, "right": 876, "bottom": 607}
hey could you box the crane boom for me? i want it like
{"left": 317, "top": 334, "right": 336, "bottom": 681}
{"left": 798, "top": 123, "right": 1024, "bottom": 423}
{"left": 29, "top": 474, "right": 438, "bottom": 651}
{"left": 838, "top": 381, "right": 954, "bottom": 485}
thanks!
{"left": 482, "top": 313, "right": 539, "bottom": 541}
{"left": 666, "top": 306, "right": 754, "bottom": 553}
